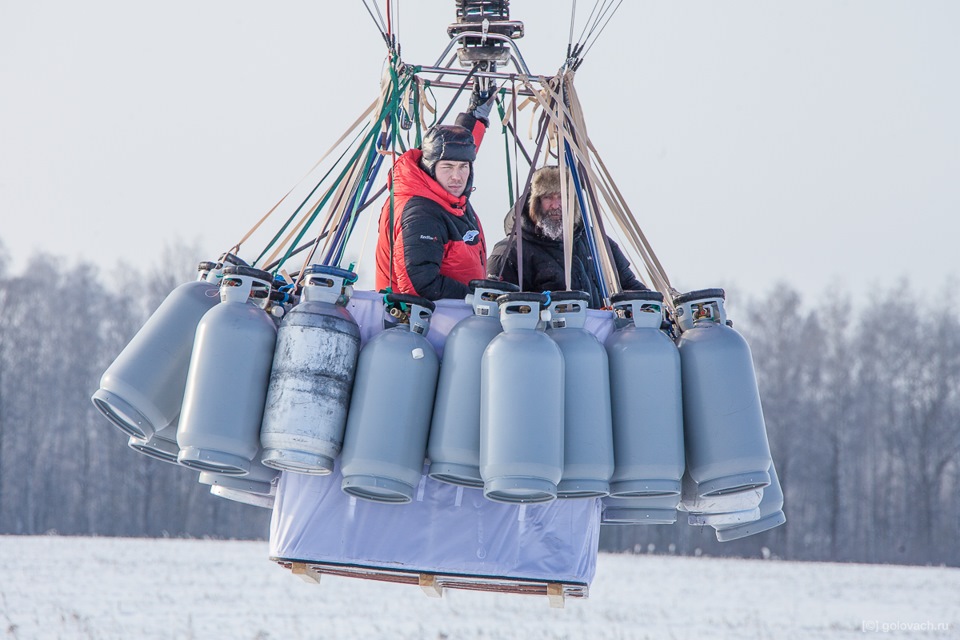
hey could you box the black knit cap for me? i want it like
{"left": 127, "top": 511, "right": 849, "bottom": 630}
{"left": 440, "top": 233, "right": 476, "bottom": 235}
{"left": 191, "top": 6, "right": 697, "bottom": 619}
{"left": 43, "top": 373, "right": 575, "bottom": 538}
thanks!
{"left": 420, "top": 124, "right": 476, "bottom": 177}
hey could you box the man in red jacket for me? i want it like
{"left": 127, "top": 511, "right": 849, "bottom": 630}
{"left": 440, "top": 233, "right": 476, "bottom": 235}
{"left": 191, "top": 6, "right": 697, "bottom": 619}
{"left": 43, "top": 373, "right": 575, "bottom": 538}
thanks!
{"left": 375, "top": 88, "right": 494, "bottom": 300}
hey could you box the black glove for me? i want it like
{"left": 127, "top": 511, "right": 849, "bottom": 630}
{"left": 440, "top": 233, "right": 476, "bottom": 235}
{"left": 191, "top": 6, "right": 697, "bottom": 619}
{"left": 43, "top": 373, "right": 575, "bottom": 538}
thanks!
{"left": 469, "top": 82, "right": 497, "bottom": 125}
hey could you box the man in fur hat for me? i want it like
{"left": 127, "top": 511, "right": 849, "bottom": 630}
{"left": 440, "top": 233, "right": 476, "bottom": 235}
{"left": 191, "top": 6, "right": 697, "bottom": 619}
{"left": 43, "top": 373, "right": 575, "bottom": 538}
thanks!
{"left": 375, "top": 86, "right": 497, "bottom": 301}
{"left": 486, "top": 165, "right": 647, "bottom": 308}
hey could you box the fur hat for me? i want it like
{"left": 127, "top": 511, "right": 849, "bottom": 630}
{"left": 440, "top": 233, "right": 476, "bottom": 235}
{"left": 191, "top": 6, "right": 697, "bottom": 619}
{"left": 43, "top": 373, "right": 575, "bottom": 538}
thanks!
{"left": 528, "top": 165, "right": 581, "bottom": 228}
{"left": 530, "top": 166, "right": 563, "bottom": 201}
{"left": 420, "top": 125, "right": 476, "bottom": 177}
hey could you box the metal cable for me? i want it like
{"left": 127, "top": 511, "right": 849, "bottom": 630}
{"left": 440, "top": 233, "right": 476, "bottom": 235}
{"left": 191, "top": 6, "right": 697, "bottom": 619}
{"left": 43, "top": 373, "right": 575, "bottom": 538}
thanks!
{"left": 577, "top": 0, "right": 623, "bottom": 64}
{"left": 567, "top": 0, "right": 577, "bottom": 58}
{"left": 361, "top": 0, "right": 387, "bottom": 36}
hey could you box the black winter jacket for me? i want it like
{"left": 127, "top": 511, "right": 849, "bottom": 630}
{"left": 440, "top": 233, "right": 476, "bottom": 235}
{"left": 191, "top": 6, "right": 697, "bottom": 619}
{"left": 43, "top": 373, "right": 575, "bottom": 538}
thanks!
{"left": 486, "top": 195, "right": 647, "bottom": 308}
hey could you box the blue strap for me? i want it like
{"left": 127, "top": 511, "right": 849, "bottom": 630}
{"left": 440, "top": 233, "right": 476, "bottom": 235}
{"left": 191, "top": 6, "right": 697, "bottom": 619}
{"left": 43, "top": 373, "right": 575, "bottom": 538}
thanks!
{"left": 564, "top": 142, "right": 607, "bottom": 300}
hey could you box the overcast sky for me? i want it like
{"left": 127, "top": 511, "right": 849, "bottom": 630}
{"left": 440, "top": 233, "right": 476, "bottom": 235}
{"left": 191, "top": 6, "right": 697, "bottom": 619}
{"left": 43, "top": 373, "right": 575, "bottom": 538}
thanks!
{"left": 2, "top": 1, "right": 958, "bottom": 307}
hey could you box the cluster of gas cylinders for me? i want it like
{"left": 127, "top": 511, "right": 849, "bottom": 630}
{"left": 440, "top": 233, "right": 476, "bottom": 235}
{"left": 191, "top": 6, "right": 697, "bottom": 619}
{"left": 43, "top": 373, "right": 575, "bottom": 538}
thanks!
{"left": 92, "top": 256, "right": 785, "bottom": 542}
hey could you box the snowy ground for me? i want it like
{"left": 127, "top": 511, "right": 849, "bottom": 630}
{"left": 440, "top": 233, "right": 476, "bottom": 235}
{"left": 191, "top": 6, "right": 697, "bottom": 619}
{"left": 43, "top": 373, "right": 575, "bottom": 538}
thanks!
{"left": 1, "top": 536, "right": 957, "bottom": 639}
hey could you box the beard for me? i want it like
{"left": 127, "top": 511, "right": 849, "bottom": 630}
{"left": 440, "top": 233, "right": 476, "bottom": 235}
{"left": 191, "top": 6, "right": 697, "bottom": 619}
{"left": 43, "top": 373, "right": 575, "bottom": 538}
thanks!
{"left": 536, "top": 215, "right": 564, "bottom": 241}
{"left": 535, "top": 206, "right": 579, "bottom": 241}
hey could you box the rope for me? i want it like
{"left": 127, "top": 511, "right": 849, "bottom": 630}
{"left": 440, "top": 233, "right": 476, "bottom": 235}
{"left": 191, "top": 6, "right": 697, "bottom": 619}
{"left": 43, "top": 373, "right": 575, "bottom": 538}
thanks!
{"left": 229, "top": 99, "right": 378, "bottom": 262}
{"left": 497, "top": 94, "right": 514, "bottom": 207}
{"left": 334, "top": 144, "right": 388, "bottom": 266}
{"left": 253, "top": 127, "right": 368, "bottom": 268}
{"left": 329, "top": 128, "right": 390, "bottom": 266}
{"left": 387, "top": 59, "right": 403, "bottom": 289}
{"left": 567, "top": 0, "right": 577, "bottom": 59}
{"left": 417, "top": 76, "right": 437, "bottom": 130}
{"left": 278, "top": 72, "right": 405, "bottom": 282}
{"left": 565, "top": 76, "right": 674, "bottom": 298}
{"left": 510, "top": 79, "right": 524, "bottom": 282}
{"left": 557, "top": 80, "right": 573, "bottom": 291}
{"left": 292, "top": 59, "right": 418, "bottom": 283}
{"left": 318, "top": 148, "right": 369, "bottom": 266}
{"left": 349, "top": 184, "right": 388, "bottom": 278}
{"left": 521, "top": 72, "right": 675, "bottom": 305}
{"left": 560, "top": 75, "right": 617, "bottom": 300}
{"left": 564, "top": 142, "right": 606, "bottom": 298}
{"left": 497, "top": 102, "right": 552, "bottom": 285}
{"left": 264, "top": 232, "right": 330, "bottom": 272}
{"left": 566, "top": 0, "right": 625, "bottom": 70}
{"left": 576, "top": 0, "right": 623, "bottom": 65}
{"left": 436, "top": 65, "right": 478, "bottom": 125}
{"left": 360, "top": 0, "right": 390, "bottom": 51}
{"left": 574, "top": 0, "right": 601, "bottom": 55}
{"left": 386, "top": 0, "right": 392, "bottom": 38}
{"left": 566, "top": 103, "right": 620, "bottom": 300}
{"left": 498, "top": 81, "right": 533, "bottom": 166}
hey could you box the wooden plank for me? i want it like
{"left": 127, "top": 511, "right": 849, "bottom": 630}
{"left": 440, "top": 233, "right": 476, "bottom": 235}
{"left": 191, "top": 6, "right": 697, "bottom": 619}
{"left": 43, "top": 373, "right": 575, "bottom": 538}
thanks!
{"left": 418, "top": 573, "right": 444, "bottom": 598}
{"left": 546, "top": 583, "right": 565, "bottom": 608}
{"left": 290, "top": 561, "right": 320, "bottom": 584}
{"left": 274, "top": 559, "right": 589, "bottom": 601}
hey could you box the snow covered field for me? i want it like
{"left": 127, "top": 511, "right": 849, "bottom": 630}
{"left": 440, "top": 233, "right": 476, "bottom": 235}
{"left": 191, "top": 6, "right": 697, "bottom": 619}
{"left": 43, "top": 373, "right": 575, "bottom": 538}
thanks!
{"left": 1, "top": 536, "right": 957, "bottom": 639}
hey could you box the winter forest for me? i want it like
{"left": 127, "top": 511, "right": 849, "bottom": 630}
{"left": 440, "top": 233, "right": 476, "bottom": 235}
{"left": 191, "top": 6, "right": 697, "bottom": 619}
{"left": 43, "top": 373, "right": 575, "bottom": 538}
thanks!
{"left": 0, "top": 238, "right": 957, "bottom": 568}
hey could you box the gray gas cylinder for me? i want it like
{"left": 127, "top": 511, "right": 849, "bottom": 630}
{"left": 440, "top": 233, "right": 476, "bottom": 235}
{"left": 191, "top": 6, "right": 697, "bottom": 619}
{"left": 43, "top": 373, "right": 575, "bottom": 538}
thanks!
{"left": 91, "top": 256, "right": 242, "bottom": 440}
{"left": 714, "top": 462, "right": 786, "bottom": 541}
{"left": 679, "top": 468, "right": 762, "bottom": 526}
{"left": 127, "top": 419, "right": 180, "bottom": 464}
{"left": 601, "top": 493, "right": 679, "bottom": 525}
{"left": 209, "top": 484, "right": 275, "bottom": 509}
{"left": 339, "top": 294, "right": 440, "bottom": 504}
{"left": 177, "top": 266, "right": 278, "bottom": 475}
{"left": 428, "top": 278, "right": 519, "bottom": 487}
{"left": 605, "top": 290, "right": 684, "bottom": 498}
{"left": 546, "top": 290, "right": 614, "bottom": 498}
{"left": 674, "top": 288, "right": 772, "bottom": 497}
{"left": 199, "top": 447, "right": 279, "bottom": 509}
{"left": 480, "top": 292, "right": 563, "bottom": 504}
{"left": 260, "top": 265, "right": 361, "bottom": 474}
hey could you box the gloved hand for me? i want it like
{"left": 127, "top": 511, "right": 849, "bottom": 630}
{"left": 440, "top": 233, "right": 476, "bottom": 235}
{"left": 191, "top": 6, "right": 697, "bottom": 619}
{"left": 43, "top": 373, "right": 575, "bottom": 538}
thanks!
{"left": 469, "top": 82, "right": 497, "bottom": 125}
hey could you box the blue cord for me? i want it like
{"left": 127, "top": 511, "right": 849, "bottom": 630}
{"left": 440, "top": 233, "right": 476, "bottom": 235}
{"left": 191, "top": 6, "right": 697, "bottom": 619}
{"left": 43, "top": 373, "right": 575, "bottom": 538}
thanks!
{"left": 564, "top": 142, "right": 608, "bottom": 300}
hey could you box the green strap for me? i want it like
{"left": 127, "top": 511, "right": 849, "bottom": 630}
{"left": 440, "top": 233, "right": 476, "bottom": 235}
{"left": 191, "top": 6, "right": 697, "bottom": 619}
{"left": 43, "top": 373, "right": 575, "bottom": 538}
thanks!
{"left": 273, "top": 72, "right": 411, "bottom": 274}
{"left": 496, "top": 93, "right": 514, "bottom": 208}
{"left": 259, "top": 55, "right": 425, "bottom": 277}
{"left": 387, "top": 56, "right": 404, "bottom": 286}
{"left": 253, "top": 128, "right": 366, "bottom": 268}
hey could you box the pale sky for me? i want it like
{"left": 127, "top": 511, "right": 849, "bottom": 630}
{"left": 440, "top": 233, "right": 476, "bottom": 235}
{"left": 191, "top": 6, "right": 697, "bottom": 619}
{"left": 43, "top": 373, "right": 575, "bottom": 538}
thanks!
{"left": 2, "top": 1, "right": 958, "bottom": 308}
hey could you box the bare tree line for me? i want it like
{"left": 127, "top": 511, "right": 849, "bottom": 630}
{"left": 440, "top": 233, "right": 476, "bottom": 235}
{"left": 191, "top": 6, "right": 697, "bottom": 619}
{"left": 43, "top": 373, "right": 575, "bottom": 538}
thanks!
{"left": 0, "top": 243, "right": 271, "bottom": 540}
{"left": 0, "top": 242, "right": 957, "bottom": 565}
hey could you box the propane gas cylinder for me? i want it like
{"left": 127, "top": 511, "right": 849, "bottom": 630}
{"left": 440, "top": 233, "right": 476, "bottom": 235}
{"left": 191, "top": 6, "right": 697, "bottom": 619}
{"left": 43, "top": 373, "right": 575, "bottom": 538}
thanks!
{"left": 679, "top": 468, "right": 763, "bottom": 526}
{"left": 605, "top": 290, "right": 685, "bottom": 497}
{"left": 714, "top": 462, "right": 786, "bottom": 541}
{"left": 340, "top": 294, "right": 440, "bottom": 504}
{"left": 199, "top": 446, "right": 279, "bottom": 509}
{"left": 92, "top": 256, "right": 243, "bottom": 439}
{"left": 260, "top": 265, "right": 361, "bottom": 474}
{"left": 601, "top": 493, "right": 679, "bottom": 525}
{"left": 674, "top": 288, "right": 771, "bottom": 497}
{"left": 546, "top": 290, "right": 614, "bottom": 498}
{"left": 428, "top": 279, "right": 519, "bottom": 488}
{"left": 177, "top": 266, "right": 278, "bottom": 475}
{"left": 127, "top": 419, "right": 180, "bottom": 465}
{"left": 480, "top": 292, "right": 563, "bottom": 504}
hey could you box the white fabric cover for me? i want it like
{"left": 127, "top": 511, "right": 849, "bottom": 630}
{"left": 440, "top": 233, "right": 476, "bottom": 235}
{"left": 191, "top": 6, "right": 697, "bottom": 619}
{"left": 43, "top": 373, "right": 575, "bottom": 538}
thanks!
{"left": 268, "top": 291, "right": 615, "bottom": 585}
{"left": 269, "top": 460, "right": 601, "bottom": 583}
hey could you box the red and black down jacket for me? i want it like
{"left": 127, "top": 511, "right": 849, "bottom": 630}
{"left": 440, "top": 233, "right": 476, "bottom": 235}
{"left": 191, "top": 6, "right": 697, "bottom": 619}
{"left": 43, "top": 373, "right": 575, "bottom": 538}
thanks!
{"left": 374, "top": 115, "right": 487, "bottom": 300}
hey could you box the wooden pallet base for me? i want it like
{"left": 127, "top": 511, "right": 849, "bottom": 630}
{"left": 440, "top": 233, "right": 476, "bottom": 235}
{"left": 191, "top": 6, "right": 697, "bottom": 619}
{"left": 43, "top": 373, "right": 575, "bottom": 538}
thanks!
{"left": 274, "top": 558, "right": 588, "bottom": 608}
